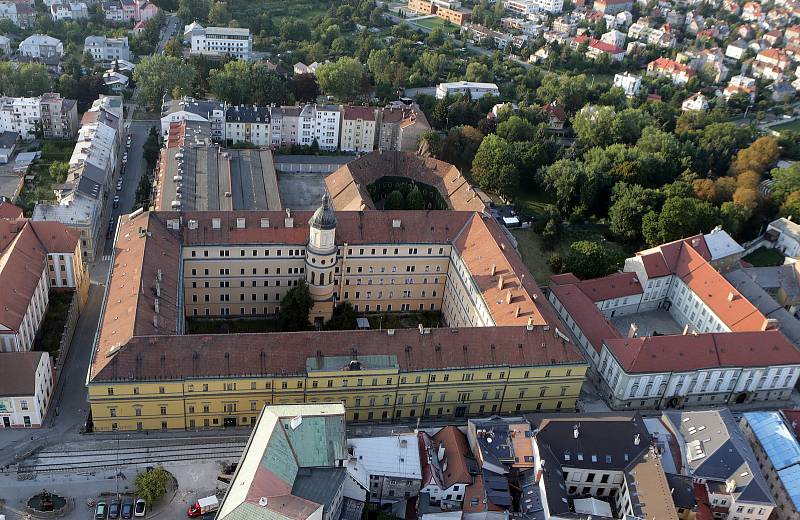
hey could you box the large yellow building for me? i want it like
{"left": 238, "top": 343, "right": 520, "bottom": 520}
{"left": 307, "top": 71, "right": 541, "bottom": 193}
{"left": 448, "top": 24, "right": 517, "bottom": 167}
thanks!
{"left": 87, "top": 201, "right": 588, "bottom": 431}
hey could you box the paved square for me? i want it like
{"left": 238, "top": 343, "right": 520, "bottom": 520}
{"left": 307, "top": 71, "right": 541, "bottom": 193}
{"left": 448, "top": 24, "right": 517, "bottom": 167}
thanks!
{"left": 277, "top": 172, "right": 327, "bottom": 210}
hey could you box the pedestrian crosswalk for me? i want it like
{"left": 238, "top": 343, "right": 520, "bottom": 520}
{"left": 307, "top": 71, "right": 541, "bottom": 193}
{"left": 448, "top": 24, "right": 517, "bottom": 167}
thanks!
{"left": 102, "top": 255, "right": 111, "bottom": 261}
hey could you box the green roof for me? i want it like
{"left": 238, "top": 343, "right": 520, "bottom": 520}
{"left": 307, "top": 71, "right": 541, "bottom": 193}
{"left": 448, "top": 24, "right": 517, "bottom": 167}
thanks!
{"left": 261, "top": 423, "right": 299, "bottom": 485}
{"left": 278, "top": 414, "right": 346, "bottom": 468}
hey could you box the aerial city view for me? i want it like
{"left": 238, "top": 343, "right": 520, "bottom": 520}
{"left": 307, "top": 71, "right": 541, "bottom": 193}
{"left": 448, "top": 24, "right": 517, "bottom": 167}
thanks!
{"left": 4, "top": 0, "right": 800, "bottom": 519}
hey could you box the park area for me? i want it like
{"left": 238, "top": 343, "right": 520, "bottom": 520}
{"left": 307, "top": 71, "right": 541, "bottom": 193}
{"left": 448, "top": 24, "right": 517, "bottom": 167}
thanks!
{"left": 770, "top": 119, "right": 800, "bottom": 133}
{"left": 742, "top": 246, "right": 785, "bottom": 267}
{"left": 17, "top": 140, "right": 75, "bottom": 215}
{"left": 412, "top": 16, "right": 457, "bottom": 31}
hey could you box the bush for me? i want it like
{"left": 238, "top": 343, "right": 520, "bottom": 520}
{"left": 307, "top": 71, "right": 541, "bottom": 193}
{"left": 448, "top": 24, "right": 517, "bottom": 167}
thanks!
{"left": 548, "top": 251, "right": 564, "bottom": 273}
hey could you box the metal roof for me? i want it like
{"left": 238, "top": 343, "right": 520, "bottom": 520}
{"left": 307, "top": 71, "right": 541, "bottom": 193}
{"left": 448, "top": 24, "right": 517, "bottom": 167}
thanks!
{"left": 744, "top": 412, "right": 800, "bottom": 510}
{"left": 348, "top": 435, "right": 422, "bottom": 480}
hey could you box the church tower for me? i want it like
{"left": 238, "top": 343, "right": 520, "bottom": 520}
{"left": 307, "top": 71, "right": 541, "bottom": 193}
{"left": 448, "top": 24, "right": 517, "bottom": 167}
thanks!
{"left": 306, "top": 194, "right": 337, "bottom": 322}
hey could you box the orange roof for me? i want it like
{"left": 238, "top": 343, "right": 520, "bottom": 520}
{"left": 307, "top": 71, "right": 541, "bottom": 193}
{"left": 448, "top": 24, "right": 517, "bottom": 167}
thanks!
{"left": 0, "top": 202, "right": 23, "bottom": 219}
{"left": 0, "top": 218, "right": 79, "bottom": 331}
{"left": 90, "top": 210, "right": 580, "bottom": 382}
{"left": 325, "top": 151, "right": 487, "bottom": 213}
{"left": 573, "top": 272, "right": 643, "bottom": 302}
{"left": 431, "top": 426, "right": 473, "bottom": 488}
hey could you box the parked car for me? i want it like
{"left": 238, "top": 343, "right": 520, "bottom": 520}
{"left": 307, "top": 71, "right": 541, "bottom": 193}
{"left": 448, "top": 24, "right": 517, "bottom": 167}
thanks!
{"left": 95, "top": 501, "right": 108, "bottom": 520}
{"left": 134, "top": 499, "right": 146, "bottom": 518}
{"left": 113, "top": 195, "right": 120, "bottom": 208}
{"left": 116, "top": 180, "right": 123, "bottom": 191}
{"left": 187, "top": 496, "right": 219, "bottom": 518}
{"left": 109, "top": 500, "right": 120, "bottom": 519}
{"left": 121, "top": 499, "right": 134, "bottom": 519}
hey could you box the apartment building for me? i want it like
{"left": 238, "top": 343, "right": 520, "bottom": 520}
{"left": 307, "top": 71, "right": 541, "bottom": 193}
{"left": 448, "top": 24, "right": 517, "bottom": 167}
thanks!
{"left": 86, "top": 202, "right": 588, "bottom": 431}
{"left": 33, "top": 96, "right": 123, "bottom": 261}
{"left": 406, "top": 0, "right": 471, "bottom": 25}
{"left": 298, "top": 104, "right": 340, "bottom": 150}
{"left": 436, "top": 81, "right": 500, "bottom": 100}
{"left": 185, "top": 22, "right": 252, "bottom": 60}
{"left": 160, "top": 97, "right": 225, "bottom": 141}
{"left": 0, "top": 352, "right": 54, "bottom": 428}
{"left": 0, "top": 202, "right": 86, "bottom": 353}
{"left": 418, "top": 426, "right": 473, "bottom": 508}
{"left": 103, "top": 0, "right": 157, "bottom": 22}
{"left": 349, "top": 435, "right": 422, "bottom": 504}
{"left": 504, "top": 0, "right": 563, "bottom": 14}
{"left": 377, "top": 104, "right": 431, "bottom": 152}
{"left": 659, "top": 410, "right": 775, "bottom": 520}
{"left": 340, "top": 105, "right": 378, "bottom": 153}
{"left": 224, "top": 105, "right": 271, "bottom": 146}
{"left": 49, "top": 1, "right": 88, "bottom": 20}
{"left": 594, "top": 0, "right": 633, "bottom": 14}
{"left": 0, "top": 94, "right": 77, "bottom": 141}
{"left": 739, "top": 412, "right": 800, "bottom": 520}
{"left": 84, "top": 36, "right": 131, "bottom": 62}
{"left": 39, "top": 93, "right": 79, "bottom": 139}
{"left": 532, "top": 414, "right": 677, "bottom": 520}
{"left": 548, "top": 231, "right": 800, "bottom": 411}
{"left": 18, "top": 34, "right": 63, "bottom": 59}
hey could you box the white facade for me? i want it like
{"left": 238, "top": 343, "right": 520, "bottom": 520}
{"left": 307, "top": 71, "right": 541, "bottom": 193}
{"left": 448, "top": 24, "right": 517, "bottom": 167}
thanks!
{"left": 84, "top": 36, "right": 131, "bottom": 62}
{"left": 436, "top": 81, "right": 500, "bottom": 100}
{"left": 50, "top": 1, "right": 88, "bottom": 20}
{"left": 681, "top": 93, "right": 709, "bottom": 112}
{"left": 0, "top": 269, "right": 48, "bottom": 353}
{"left": 613, "top": 73, "right": 641, "bottom": 97}
{"left": 0, "top": 97, "right": 41, "bottom": 140}
{"left": 504, "top": 0, "right": 563, "bottom": 14}
{"left": 187, "top": 24, "right": 252, "bottom": 60}
{"left": 0, "top": 353, "right": 53, "bottom": 428}
{"left": 18, "top": 34, "right": 64, "bottom": 59}
{"left": 768, "top": 219, "right": 800, "bottom": 258}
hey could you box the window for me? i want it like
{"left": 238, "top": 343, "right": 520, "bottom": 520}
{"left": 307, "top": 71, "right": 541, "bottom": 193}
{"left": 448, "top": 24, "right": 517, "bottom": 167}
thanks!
{"left": 107, "top": 388, "right": 114, "bottom": 395}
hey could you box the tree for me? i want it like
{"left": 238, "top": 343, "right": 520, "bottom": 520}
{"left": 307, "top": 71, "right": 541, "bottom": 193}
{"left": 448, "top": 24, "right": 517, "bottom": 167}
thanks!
{"left": 535, "top": 73, "right": 589, "bottom": 114}
{"left": 290, "top": 73, "right": 320, "bottom": 103}
{"left": 439, "top": 126, "right": 484, "bottom": 170}
{"left": 208, "top": 1, "right": 231, "bottom": 26}
{"left": 406, "top": 186, "right": 425, "bottom": 210}
{"left": 162, "top": 38, "right": 182, "bottom": 58}
{"left": 177, "top": 0, "right": 209, "bottom": 23}
{"left": 315, "top": 57, "right": 365, "bottom": 102}
{"left": 250, "top": 64, "right": 291, "bottom": 106}
{"left": 133, "top": 55, "right": 194, "bottom": 108}
{"left": 730, "top": 136, "right": 780, "bottom": 176}
{"left": 720, "top": 201, "right": 752, "bottom": 237}
{"left": 208, "top": 59, "right": 251, "bottom": 105}
{"left": 694, "top": 122, "right": 751, "bottom": 175}
{"left": 572, "top": 105, "right": 615, "bottom": 147}
{"left": 385, "top": 189, "right": 405, "bottom": 210}
{"left": 56, "top": 74, "right": 79, "bottom": 100}
{"left": 495, "top": 116, "right": 535, "bottom": 142}
{"left": 465, "top": 62, "right": 491, "bottom": 82}
{"left": 278, "top": 280, "right": 313, "bottom": 331}
{"left": 134, "top": 467, "right": 171, "bottom": 506}
{"left": 608, "top": 183, "right": 664, "bottom": 242}
{"left": 0, "top": 62, "right": 52, "bottom": 97}
{"left": 471, "top": 135, "right": 520, "bottom": 201}
{"left": 780, "top": 191, "right": 800, "bottom": 218}
{"left": 326, "top": 302, "right": 358, "bottom": 330}
{"left": 562, "top": 241, "right": 624, "bottom": 279}
{"left": 367, "top": 49, "right": 394, "bottom": 87}
{"left": 48, "top": 161, "right": 69, "bottom": 183}
{"left": 642, "top": 197, "right": 720, "bottom": 246}
{"left": 771, "top": 163, "right": 800, "bottom": 205}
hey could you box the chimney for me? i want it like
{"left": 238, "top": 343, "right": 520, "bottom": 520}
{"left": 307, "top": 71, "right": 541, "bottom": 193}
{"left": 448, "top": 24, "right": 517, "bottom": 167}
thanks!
{"left": 527, "top": 317, "right": 533, "bottom": 331}
{"left": 491, "top": 264, "right": 496, "bottom": 276}
{"left": 515, "top": 306, "right": 520, "bottom": 318}
{"left": 418, "top": 323, "right": 424, "bottom": 335}
{"left": 497, "top": 274, "right": 504, "bottom": 291}
{"left": 628, "top": 323, "right": 639, "bottom": 338}
{"left": 573, "top": 425, "right": 579, "bottom": 439}
{"left": 634, "top": 433, "right": 640, "bottom": 446}
{"left": 506, "top": 290, "right": 513, "bottom": 304}
{"left": 727, "top": 291, "right": 736, "bottom": 302}
{"left": 683, "top": 324, "right": 690, "bottom": 335}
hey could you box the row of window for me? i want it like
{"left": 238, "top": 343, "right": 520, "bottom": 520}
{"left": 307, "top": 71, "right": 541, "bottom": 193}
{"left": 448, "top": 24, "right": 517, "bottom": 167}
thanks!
{"left": 189, "top": 266, "right": 303, "bottom": 276}
{"left": 190, "top": 248, "right": 304, "bottom": 258}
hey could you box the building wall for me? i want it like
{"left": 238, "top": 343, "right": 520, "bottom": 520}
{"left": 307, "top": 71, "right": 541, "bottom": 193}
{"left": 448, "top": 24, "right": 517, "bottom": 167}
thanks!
{"left": 340, "top": 118, "right": 377, "bottom": 153}
{"left": 739, "top": 419, "right": 790, "bottom": 520}
{"left": 225, "top": 121, "right": 271, "bottom": 146}
{"left": 0, "top": 353, "right": 53, "bottom": 428}
{"left": 88, "top": 361, "right": 587, "bottom": 431}
{"left": 369, "top": 475, "right": 420, "bottom": 503}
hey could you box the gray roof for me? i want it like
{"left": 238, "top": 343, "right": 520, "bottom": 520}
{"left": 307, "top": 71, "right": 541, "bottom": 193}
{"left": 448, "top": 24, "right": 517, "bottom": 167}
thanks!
{"left": 662, "top": 409, "right": 774, "bottom": 506}
{"left": 291, "top": 467, "right": 347, "bottom": 511}
{"left": 665, "top": 473, "right": 695, "bottom": 509}
{"left": 769, "top": 218, "right": 800, "bottom": 245}
{"left": 308, "top": 194, "right": 336, "bottom": 230}
{"left": 0, "top": 130, "right": 18, "bottom": 149}
{"left": 163, "top": 98, "right": 224, "bottom": 119}
{"left": 724, "top": 269, "right": 800, "bottom": 345}
{"left": 226, "top": 105, "right": 271, "bottom": 124}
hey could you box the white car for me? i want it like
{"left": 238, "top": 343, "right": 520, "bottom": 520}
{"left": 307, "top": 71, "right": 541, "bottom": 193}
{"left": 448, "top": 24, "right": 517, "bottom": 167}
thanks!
{"left": 134, "top": 499, "right": 146, "bottom": 518}
{"left": 116, "top": 181, "right": 123, "bottom": 191}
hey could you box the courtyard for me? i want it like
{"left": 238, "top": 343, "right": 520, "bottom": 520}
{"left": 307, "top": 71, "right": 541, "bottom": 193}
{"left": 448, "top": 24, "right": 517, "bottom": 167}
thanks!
{"left": 277, "top": 172, "right": 327, "bottom": 210}
{"left": 611, "top": 309, "right": 683, "bottom": 338}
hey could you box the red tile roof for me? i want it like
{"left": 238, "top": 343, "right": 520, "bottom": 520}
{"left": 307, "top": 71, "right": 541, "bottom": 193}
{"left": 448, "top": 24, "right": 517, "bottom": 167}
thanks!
{"left": 548, "top": 282, "right": 620, "bottom": 354}
{"left": 604, "top": 330, "right": 800, "bottom": 373}
{"left": 342, "top": 106, "right": 377, "bottom": 122}
{"left": 573, "top": 272, "right": 643, "bottom": 302}
{"left": 781, "top": 409, "right": 800, "bottom": 439}
{"left": 433, "top": 426, "right": 473, "bottom": 488}
{"left": 0, "top": 201, "right": 23, "bottom": 219}
{"left": 0, "top": 351, "right": 47, "bottom": 396}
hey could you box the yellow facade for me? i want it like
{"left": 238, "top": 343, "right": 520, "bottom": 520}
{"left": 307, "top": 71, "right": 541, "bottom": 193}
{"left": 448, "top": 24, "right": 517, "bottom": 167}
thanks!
{"left": 89, "top": 363, "right": 587, "bottom": 431}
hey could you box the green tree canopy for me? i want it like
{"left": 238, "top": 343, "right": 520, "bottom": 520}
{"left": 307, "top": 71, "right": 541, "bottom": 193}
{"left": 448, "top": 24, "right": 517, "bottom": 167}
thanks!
{"left": 563, "top": 241, "right": 625, "bottom": 279}
{"left": 315, "top": 57, "right": 366, "bottom": 102}
{"left": 471, "top": 134, "right": 520, "bottom": 201}
{"left": 495, "top": 115, "right": 535, "bottom": 142}
{"left": 278, "top": 280, "right": 313, "bottom": 331}
{"left": 134, "top": 467, "right": 171, "bottom": 507}
{"left": 326, "top": 302, "right": 358, "bottom": 330}
{"left": 133, "top": 55, "right": 194, "bottom": 108}
{"left": 406, "top": 186, "right": 425, "bottom": 210}
{"left": 608, "top": 183, "right": 664, "bottom": 242}
{"left": 772, "top": 163, "right": 800, "bottom": 205}
{"left": 385, "top": 189, "right": 405, "bottom": 210}
{"left": 642, "top": 197, "right": 720, "bottom": 246}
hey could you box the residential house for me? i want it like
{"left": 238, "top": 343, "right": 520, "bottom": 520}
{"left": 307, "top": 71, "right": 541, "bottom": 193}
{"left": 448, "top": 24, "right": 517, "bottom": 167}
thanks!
{"left": 681, "top": 92, "right": 708, "bottom": 111}
{"left": 0, "top": 35, "right": 11, "bottom": 55}
{"left": 647, "top": 57, "right": 695, "bottom": 85}
{"left": 467, "top": 24, "right": 512, "bottom": 50}
{"left": 723, "top": 75, "right": 757, "bottom": 102}
{"left": 18, "top": 34, "right": 63, "bottom": 59}
{"left": 594, "top": 0, "right": 633, "bottom": 14}
{"left": 0, "top": 1, "right": 35, "bottom": 27}
{"left": 377, "top": 103, "right": 430, "bottom": 152}
{"left": 726, "top": 39, "right": 748, "bottom": 60}
{"left": 435, "top": 81, "right": 500, "bottom": 100}
{"left": 49, "top": 1, "right": 87, "bottom": 20}
{"left": 543, "top": 102, "right": 567, "bottom": 130}
{"left": 0, "top": 131, "right": 17, "bottom": 163}
{"left": 39, "top": 93, "right": 79, "bottom": 139}
{"left": 160, "top": 96, "right": 225, "bottom": 141}
{"left": 224, "top": 105, "right": 271, "bottom": 147}
{"left": 418, "top": 426, "right": 475, "bottom": 509}
{"left": 601, "top": 29, "right": 626, "bottom": 48}
{"left": 742, "top": 1, "right": 764, "bottom": 21}
{"left": 339, "top": 106, "right": 378, "bottom": 153}
{"left": 84, "top": 36, "right": 131, "bottom": 63}
{"left": 613, "top": 72, "right": 641, "bottom": 96}
{"left": 0, "top": 97, "right": 41, "bottom": 140}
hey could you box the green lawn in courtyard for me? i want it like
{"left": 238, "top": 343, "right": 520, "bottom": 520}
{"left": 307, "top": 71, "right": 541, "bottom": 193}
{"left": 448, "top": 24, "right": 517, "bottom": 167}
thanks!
{"left": 742, "top": 246, "right": 785, "bottom": 267}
